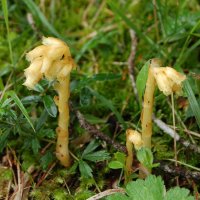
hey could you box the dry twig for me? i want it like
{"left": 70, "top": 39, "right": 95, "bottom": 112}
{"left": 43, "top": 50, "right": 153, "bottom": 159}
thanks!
{"left": 86, "top": 188, "right": 125, "bottom": 200}
{"left": 127, "top": 29, "right": 139, "bottom": 104}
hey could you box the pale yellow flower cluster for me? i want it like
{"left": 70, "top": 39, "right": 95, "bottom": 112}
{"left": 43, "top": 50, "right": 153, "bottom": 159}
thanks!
{"left": 126, "top": 129, "right": 143, "bottom": 150}
{"left": 24, "top": 37, "right": 75, "bottom": 89}
{"left": 151, "top": 64, "right": 186, "bottom": 96}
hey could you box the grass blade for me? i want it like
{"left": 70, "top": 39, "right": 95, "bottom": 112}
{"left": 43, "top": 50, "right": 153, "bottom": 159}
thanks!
{"left": 1, "top": 0, "right": 14, "bottom": 66}
{"left": 136, "top": 60, "right": 150, "bottom": 105}
{"left": 22, "top": 0, "right": 62, "bottom": 38}
{"left": 7, "top": 91, "right": 35, "bottom": 132}
{"left": 183, "top": 80, "right": 200, "bottom": 128}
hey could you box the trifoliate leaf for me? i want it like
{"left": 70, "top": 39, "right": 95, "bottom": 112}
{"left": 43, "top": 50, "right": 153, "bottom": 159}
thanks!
{"left": 83, "top": 150, "right": 110, "bottom": 162}
{"left": 82, "top": 140, "right": 99, "bottom": 157}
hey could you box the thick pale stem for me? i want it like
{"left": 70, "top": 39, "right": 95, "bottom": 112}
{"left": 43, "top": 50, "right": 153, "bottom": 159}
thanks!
{"left": 141, "top": 63, "right": 156, "bottom": 148}
{"left": 55, "top": 75, "right": 71, "bottom": 167}
{"left": 125, "top": 137, "right": 133, "bottom": 183}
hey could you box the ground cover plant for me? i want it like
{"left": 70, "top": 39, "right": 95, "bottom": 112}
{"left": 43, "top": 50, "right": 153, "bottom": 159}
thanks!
{"left": 0, "top": 0, "right": 200, "bottom": 199}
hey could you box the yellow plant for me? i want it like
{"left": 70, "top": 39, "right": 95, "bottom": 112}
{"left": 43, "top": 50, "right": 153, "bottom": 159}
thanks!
{"left": 125, "top": 129, "right": 143, "bottom": 183}
{"left": 24, "top": 37, "right": 75, "bottom": 167}
{"left": 141, "top": 59, "right": 186, "bottom": 148}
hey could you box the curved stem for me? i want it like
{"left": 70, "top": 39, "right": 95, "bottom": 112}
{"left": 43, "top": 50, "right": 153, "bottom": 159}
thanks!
{"left": 141, "top": 63, "right": 156, "bottom": 148}
{"left": 55, "top": 75, "right": 71, "bottom": 167}
{"left": 125, "top": 136, "right": 133, "bottom": 183}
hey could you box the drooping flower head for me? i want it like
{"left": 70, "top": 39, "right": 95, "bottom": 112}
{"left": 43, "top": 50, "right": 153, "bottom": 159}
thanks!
{"left": 24, "top": 37, "right": 75, "bottom": 89}
{"left": 150, "top": 60, "right": 186, "bottom": 96}
{"left": 126, "top": 129, "right": 143, "bottom": 150}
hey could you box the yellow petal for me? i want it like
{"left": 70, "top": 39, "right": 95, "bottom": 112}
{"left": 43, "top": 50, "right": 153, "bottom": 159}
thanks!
{"left": 23, "top": 58, "right": 43, "bottom": 89}
{"left": 26, "top": 45, "right": 47, "bottom": 62}
{"left": 127, "top": 129, "right": 143, "bottom": 150}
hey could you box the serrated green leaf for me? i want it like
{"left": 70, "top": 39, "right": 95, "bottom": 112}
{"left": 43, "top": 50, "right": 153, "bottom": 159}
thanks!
{"left": 79, "top": 160, "right": 93, "bottom": 178}
{"left": 136, "top": 61, "right": 150, "bottom": 104}
{"left": 126, "top": 175, "right": 164, "bottom": 200}
{"left": 108, "top": 161, "right": 124, "bottom": 169}
{"left": 43, "top": 95, "right": 57, "bottom": 118}
{"left": 82, "top": 140, "right": 99, "bottom": 157}
{"left": 183, "top": 80, "right": 200, "bottom": 128}
{"left": 83, "top": 150, "right": 110, "bottom": 162}
{"left": 136, "top": 147, "right": 154, "bottom": 170}
{"left": 37, "top": 128, "right": 55, "bottom": 139}
{"left": 7, "top": 91, "right": 35, "bottom": 132}
{"left": 165, "top": 187, "right": 194, "bottom": 200}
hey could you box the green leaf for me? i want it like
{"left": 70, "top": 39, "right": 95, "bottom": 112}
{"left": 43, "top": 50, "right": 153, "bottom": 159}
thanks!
{"left": 183, "top": 80, "right": 200, "bottom": 128}
{"left": 7, "top": 91, "right": 35, "bottom": 132}
{"left": 33, "top": 83, "right": 45, "bottom": 93}
{"left": 22, "top": 0, "right": 62, "bottom": 38}
{"left": 21, "top": 95, "right": 41, "bottom": 105}
{"left": 136, "top": 61, "right": 150, "bottom": 104}
{"left": 136, "top": 147, "right": 154, "bottom": 170}
{"left": 82, "top": 140, "right": 99, "bottom": 157}
{"left": 165, "top": 187, "right": 194, "bottom": 200}
{"left": 31, "top": 138, "right": 41, "bottom": 154}
{"left": 43, "top": 95, "right": 57, "bottom": 118}
{"left": 126, "top": 175, "right": 164, "bottom": 200}
{"left": 114, "top": 152, "right": 126, "bottom": 165}
{"left": 79, "top": 160, "right": 93, "bottom": 178}
{"left": 37, "top": 128, "right": 55, "bottom": 139}
{"left": 83, "top": 150, "right": 110, "bottom": 162}
{"left": 108, "top": 175, "right": 194, "bottom": 199}
{"left": 108, "top": 161, "right": 124, "bottom": 169}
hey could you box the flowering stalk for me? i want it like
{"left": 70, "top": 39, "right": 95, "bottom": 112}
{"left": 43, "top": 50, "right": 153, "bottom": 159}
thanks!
{"left": 24, "top": 37, "right": 75, "bottom": 167}
{"left": 125, "top": 129, "right": 143, "bottom": 183}
{"left": 141, "top": 59, "right": 186, "bottom": 149}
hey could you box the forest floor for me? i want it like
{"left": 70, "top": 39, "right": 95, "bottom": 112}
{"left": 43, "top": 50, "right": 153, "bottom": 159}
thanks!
{"left": 0, "top": 0, "right": 200, "bottom": 199}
